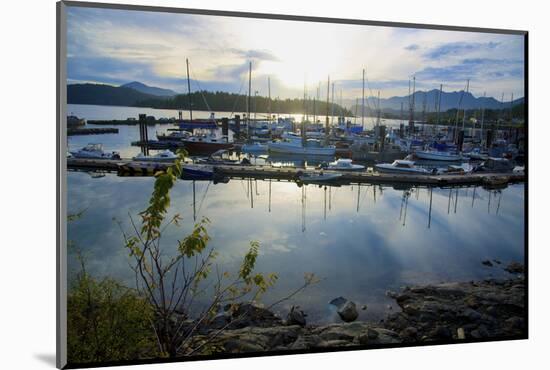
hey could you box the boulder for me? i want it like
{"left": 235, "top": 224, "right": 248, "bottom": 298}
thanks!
{"left": 337, "top": 301, "right": 359, "bottom": 322}
{"left": 286, "top": 306, "right": 307, "bottom": 327}
{"left": 504, "top": 262, "right": 524, "bottom": 274}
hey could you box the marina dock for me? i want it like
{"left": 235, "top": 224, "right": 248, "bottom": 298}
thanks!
{"left": 66, "top": 157, "right": 524, "bottom": 187}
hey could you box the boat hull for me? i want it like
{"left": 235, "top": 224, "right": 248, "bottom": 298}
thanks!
{"left": 268, "top": 142, "right": 336, "bottom": 156}
{"left": 183, "top": 141, "right": 234, "bottom": 155}
{"left": 375, "top": 165, "right": 429, "bottom": 175}
{"left": 415, "top": 151, "right": 462, "bottom": 161}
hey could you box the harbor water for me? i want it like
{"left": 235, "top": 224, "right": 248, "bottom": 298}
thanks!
{"left": 66, "top": 104, "right": 525, "bottom": 324}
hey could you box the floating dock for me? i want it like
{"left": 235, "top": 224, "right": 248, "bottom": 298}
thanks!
{"left": 66, "top": 157, "right": 525, "bottom": 188}
{"left": 67, "top": 127, "right": 119, "bottom": 136}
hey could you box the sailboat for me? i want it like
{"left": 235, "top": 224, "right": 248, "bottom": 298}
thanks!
{"left": 268, "top": 76, "right": 336, "bottom": 156}
{"left": 179, "top": 58, "right": 233, "bottom": 155}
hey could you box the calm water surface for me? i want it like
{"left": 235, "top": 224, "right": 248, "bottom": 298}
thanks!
{"left": 66, "top": 104, "right": 525, "bottom": 324}
{"left": 67, "top": 172, "right": 524, "bottom": 323}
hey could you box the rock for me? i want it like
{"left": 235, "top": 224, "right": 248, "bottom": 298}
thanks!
{"left": 361, "top": 305, "right": 368, "bottom": 311}
{"left": 224, "top": 302, "right": 282, "bottom": 328}
{"left": 385, "top": 290, "right": 399, "bottom": 299}
{"left": 493, "top": 259, "right": 502, "bottom": 265}
{"left": 399, "top": 326, "right": 418, "bottom": 341}
{"left": 473, "top": 325, "right": 489, "bottom": 338}
{"left": 505, "top": 316, "right": 525, "bottom": 330}
{"left": 482, "top": 260, "right": 494, "bottom": 267}
{"left": 367, "top": 328, "right": 379, "bottom": 340}
{"left": 286, "top": 306, "right": 306, "bottom": 327}
{"left": 337, "top": 301, "right": 359, "bottom": 322}
{"left": 223, "top": 338, "right": 265, "bottom": 353}
{"left": 461, "top": 308, "right": 482, "bottom": 322}
{"left": 429, "top": 325, "right": 453, "bottom": 340}
{"left": 504, "top": 262, "right": 524, "bottom": 274}
{"left": 457, "top": 327, "right": 466, "bottom": 339}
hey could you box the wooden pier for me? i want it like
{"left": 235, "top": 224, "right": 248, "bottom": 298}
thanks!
{"left": 67, "top": 127, "right": 119, "bottom": 136}
{"left": 66, "top": 157, "right": 525, "bottom": 188}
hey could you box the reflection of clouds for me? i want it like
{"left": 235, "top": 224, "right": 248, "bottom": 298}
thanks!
{"left": 67, "top": 173, "right": 525, "bottom": 322}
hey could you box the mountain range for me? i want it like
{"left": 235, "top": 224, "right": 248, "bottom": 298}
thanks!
{"left": 120, "top": 81, "right": 177, "bottom": 97}
{"left": 350, "top": 89, "right": 524, "bottom": 116}
{"left": 67, "top": 82, "right": 523, "bottom": 115}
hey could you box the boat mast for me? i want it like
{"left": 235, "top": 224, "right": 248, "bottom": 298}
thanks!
{"left": 325, "top": 75, "right": 330, "bottom": 146}
{"left": 331, "top": 82, "right": 335, "bottom": 125}
{"left": 480, "top": 91, "right": 486, "bottom": 148}
{"left": 186, "top": 58, "right": 193, "bottom": 121}
{"left": 376, "top": 90, "right": 381, "bottom": 127}
{"left": 461, "top": 79, "right": 470, "bottom": 131}
{"left": 268, "top": 77, "right": 271, "bottom": 120}
{"left": 436, "top": 84, "right": 442, "bottom": 126}
{"left": 409, "top": 76, "right": 416, "bottom": 134}
{"left": 247, "top": 61, "right": 252, "bottom": 139}
{"left": 510, "top": 92, "right": 514, "bottom": 124}
{"left": 361, "top": 69, "right": 365, "bottom": 129}
{"left": 353, "top": 98, "right": 359, "bottom": 124}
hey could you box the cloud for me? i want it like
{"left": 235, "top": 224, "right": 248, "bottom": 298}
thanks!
{"left": 416, "top": 58, "right": 524, "bottom": 83}
{"left": 228, "top": 48, "right": 280, "bottom": 62}
{"left": 404, "top": 44, "right": 420, "bottom": 51}
{"left": 65, "top": 5, "right": 525, "bottom": 101}
{"left": 423, "top": 41, "right": 500, "bottom": 60}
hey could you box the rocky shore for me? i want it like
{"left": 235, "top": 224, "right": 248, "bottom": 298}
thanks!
{"left": 194, "top": 264, "right": 525, "bottom": 354}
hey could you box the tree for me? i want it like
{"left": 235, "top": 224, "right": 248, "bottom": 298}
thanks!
{"left": 119, "top": 150, "right": 317, "bottom": 357}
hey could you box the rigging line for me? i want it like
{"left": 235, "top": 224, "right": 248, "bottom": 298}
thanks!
{"left": 363, "top": 73, "right": 378, "bottom": 127}
{"left": 188, "top": 65, "right": 213, "bottom": 113}
{"left": 196, "top": 181, "right": 211, "bottom": 216}
{"left": 229, "top": 75, "right": 247, "bottom": 119}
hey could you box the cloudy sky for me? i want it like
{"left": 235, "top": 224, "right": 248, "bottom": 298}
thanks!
{"left": 66, "top": 6, "right": 525, "bottom": 103}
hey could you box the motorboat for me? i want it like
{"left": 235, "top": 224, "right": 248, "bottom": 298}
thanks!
{"left": 157, "top": 130, "right": 191, "bottom": 141}
{"left": 375, "top": 160, "right": 431, "bottom": 174}
{"left": 268, "top": 134, "right": 335, "bottom": 156}
{"left": 415, "top": 149, "right": 462, "bottom": 161}
{"left": 70, "top": 143, "right": 120, "bottom": 160}
{"left": 324, "top": 158, "right": 365, "bottom": 171}
{"left": 132, "top": 150, "right": 178, "bottom": 162}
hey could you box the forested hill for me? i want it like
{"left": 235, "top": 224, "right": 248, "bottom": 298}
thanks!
{"left": 67, "top": 83, "right": 353, "bottom": 116}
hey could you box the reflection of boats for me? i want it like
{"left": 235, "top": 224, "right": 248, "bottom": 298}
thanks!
{"left": 70, "top": 143, "right": 120, "bottom": 159}
{"left": 118, "top": 162, "right": 165, "bottom": 175}
{"left": 268, "top": 134, "right": 335, "bottom": 156}
{"left": 415, "top": 149, "right": 462, "bottom": 161}
{"left": 298, "top": 171, "right": 342, "bottom": 183}
{"left": 182, "top": 164, "right": 215, "bottom": 180}
{"left": 132, "top": 150, "right": 178, "bottom": 162}
{"left": 324, "top": 158, "right": 365, "bottom": 171}
{"left": 375, "top": 160, "right": 431, "bottom": 174}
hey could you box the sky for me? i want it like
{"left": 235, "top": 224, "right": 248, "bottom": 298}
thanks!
{"left": 66, "top": 6, "right": 525, "bottom": 104}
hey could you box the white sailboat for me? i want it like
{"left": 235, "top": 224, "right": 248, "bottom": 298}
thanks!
{"left": 268, "top": 135, "right": 336, "bottom": 156}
